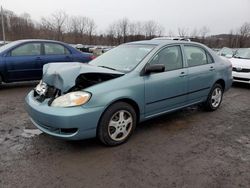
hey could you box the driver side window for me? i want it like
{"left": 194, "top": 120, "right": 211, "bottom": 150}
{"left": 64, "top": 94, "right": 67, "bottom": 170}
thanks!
{"left": 11, "top": 43, "right": 41, "bottom": 56}
{"left": 150, "top": 46, "right": 183, "bottom": 71}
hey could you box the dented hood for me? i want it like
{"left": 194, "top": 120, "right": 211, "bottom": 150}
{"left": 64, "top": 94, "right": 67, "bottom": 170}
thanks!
{"left": 42, "top": 62, "right": 124, "bottom": 92}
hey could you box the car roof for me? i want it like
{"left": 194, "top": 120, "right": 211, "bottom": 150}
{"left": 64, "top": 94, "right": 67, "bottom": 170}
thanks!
{"left": 126, "top": 39, "right": 199, "bottom": 46}
{"left": 12, "top": 39, "right": 67, "bottom": 44}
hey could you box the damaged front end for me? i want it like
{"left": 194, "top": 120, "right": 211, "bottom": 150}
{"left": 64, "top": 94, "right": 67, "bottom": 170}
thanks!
{"left": 33, "top": 63, "right": 124, "bottom": 106}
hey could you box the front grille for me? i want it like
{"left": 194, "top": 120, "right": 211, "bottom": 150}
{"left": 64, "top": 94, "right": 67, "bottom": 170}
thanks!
{"left": 233, "top": 77, "right": 250, "bottom": 81}
{"left": 232, "top": 67, "right": 250, "bottom": 73}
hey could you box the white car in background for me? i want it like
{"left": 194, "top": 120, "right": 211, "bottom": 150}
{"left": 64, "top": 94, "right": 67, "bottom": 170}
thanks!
{"left": 217, "top": 47, "right": 235, "bottom": 58}
{"left": 230, "top": 48, "right": 250, "bottom": 84}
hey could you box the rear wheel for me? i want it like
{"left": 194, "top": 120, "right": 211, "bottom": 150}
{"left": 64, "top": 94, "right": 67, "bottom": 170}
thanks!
{"left": 203, "top": 83, "right": 223, "bottom": 111}
{"left": 97, "top": 102, "right": 137, "bottom": 146}
{"left": 0, "top": 75, "right": 2, "bottom": 85}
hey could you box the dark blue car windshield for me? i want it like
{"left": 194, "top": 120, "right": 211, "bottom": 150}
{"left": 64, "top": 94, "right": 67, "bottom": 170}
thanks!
{"left": 90, "top": 44, "right": 155, "bottom": 72}
{"left": 0, "top": 41, "right": 22, "bottom": 53}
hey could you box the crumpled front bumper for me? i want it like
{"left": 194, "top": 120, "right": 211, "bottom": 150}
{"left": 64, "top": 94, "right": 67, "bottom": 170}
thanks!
{"left": 25, "top": 91, "right": 104, "bottom": 140}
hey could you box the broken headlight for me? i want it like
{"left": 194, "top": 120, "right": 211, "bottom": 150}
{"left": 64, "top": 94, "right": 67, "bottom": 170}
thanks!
{"left": 51, "top": 91, "right": 91, "bottom": 107}
{"left": 35, "top": 80, "right": 48, "bottom": 96}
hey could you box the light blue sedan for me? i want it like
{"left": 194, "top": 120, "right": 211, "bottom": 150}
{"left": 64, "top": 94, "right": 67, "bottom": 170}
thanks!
{"left": 25, "top": 39, "right": 232, "bottom": 146}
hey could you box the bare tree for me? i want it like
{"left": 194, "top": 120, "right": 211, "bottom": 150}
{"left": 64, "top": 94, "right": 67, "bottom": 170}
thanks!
{"left": 167, "top": 30, "right": 174, "bottom": 37}
{"left": 143, "top": 20, "right": 164, "bottom": 38}
{"left": 227, "top": 29, "right": 238, "bottom": 48}
{"left": 200, "top": 26, "right": 210, "bottom": 39}
{"left": 85, "top": 18, "right": 96, "bottom": 44}
{"left": 106, "top": 24, "right": 116, "bottom": 45}
{"left": 118, "top": 18, "right": 129, "bottom": 43}
{"left": 178, "top": 27, "right": 189, "bottom": 37}
{"left": 144, "top": 20, "right": 157, "bottom": 38}
{"left": 190, "top": 28, "right": 200, "bottom": 38}
{"left": 41, "top": 11, "right": 68, "bottom": 41}
{"left": 237, "top": 22, "right": 250, "bottom": 47}
{"left": 67, "top": 16, "right": 89, "bottom": 43}
{"left": 3, "top": 7, "right": 250, "bottom": 48}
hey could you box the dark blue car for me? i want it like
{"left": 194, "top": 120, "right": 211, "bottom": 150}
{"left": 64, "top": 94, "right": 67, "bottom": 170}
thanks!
{"left": 0, "top": 39, "right": 94, "bottom": 84}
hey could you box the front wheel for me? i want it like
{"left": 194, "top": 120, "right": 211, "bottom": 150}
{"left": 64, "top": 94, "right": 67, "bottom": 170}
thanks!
{"left": 203, "top": 83, "right": 224, "bottom": 111}
{"left": 97, "top": 102, "right": 137, "bottom": 146}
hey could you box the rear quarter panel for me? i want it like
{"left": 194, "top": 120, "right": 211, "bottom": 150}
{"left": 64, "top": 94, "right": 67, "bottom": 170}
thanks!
{"left": 213, "top": 53, "right": 232, "bottom": 91}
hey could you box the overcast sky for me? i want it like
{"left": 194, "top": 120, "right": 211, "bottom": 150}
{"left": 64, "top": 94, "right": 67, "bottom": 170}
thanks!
{"left": 1, "top": 0, "right": 250, "bottom": 35}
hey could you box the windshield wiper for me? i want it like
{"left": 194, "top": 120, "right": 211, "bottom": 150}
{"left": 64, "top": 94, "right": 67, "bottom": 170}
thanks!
{"left": 234, "top": 56, "right": 242, "bottom": 59}
{"left": 234, "top": 56, "right": 250, "bottom": 59}
{"left": 98, "top": 66, "right": 117, "bottom": 71}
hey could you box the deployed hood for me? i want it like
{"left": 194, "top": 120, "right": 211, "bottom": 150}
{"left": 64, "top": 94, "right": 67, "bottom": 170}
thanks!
{"left": 229, "top": 58, "right": 250, "bottom": 69}
{"left": 42, "top": 62, "right": 124, "bottom": 93}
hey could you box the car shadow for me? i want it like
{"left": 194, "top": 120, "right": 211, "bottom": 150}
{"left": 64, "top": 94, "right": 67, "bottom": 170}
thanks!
{"left": 64, "top": 139, "right": 104, "bottom": 151}
{"left": 0, "top": 81, "right": 38, "bottom": 90}
{"left": 232, "top": 82, "right": 250, "bottom": 89}
{"left": 136, "top": 105, "right": 202, "bottom": 133}
{"left": 57, "top": 105, "right": 201, "bottom": 148}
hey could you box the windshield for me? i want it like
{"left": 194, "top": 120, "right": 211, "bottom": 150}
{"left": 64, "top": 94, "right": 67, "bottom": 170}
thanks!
{"left": 89, "top": 44, "right": 155, "bottom": 72}
{"left": 0, "top": 41, "right": 22, "bottom": 54}
{"left": 234, "top": 48, "right": 250, "bottom": 59}
{"left": 218, "top": 47, "right": 234, "bottom": 57}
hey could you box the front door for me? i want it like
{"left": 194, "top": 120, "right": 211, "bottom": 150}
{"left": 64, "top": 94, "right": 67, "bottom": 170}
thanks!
{"left": 144, "top": 45, "right": 188, "bottom": 117}
{"left": 5, "top": 42, "right": 43, "bottom": 81}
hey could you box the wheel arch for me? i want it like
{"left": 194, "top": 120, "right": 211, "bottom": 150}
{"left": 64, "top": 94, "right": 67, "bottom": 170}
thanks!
{"left": 214, "top": 79, "right": 225, "bottom": 91}
{"left": 96, "top": 97, "right": 141, "bottom": 134}
{"left": 96, "top": 97, "right": 141, "bottom": 141}
{"left": 104, "top": 98, "right": 140, "bottom": 122}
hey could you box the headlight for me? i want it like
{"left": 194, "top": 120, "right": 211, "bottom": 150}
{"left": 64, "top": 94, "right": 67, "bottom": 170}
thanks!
{"left": 51, "top": 91, "right": 91, "bottom": 107}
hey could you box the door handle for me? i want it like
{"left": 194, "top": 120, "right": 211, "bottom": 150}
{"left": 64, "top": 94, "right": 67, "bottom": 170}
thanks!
{"left": 209, "top": 66, "right": 215, "bottom": 71}
{"left": 179, "top": 72, "right": 187, "bottom": 77}
{"left": 35, "top": 57, "right": 42, "bottom": 61}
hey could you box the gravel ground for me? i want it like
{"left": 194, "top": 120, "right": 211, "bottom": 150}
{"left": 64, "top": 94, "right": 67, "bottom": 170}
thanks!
{"left": 0, "top": 82, "right": 250, "bottom": 188}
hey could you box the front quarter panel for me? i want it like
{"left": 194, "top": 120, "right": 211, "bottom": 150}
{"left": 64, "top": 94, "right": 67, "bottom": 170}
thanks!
{"left": 83, "top": 72, "right": 145, "bottom": 120}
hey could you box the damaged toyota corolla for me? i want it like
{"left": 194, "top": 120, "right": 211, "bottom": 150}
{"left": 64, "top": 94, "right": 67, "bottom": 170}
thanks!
{"left": 25, "top": 39, "right": 232, "bottom": 146}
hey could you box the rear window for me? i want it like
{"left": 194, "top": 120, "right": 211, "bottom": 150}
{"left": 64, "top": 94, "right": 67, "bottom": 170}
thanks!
{"left": 184, "top": 46, "right": 213, "bottom": 67}
{"left": 44, "top": 43, "right": 70, "bottom": 55}
{"left": 11, "top": 43, "right": 41, "bottom": 56}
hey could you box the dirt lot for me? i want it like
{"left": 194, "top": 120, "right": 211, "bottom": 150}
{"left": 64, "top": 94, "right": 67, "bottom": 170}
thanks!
{"left": 0, "top": 82, "right": 250, "bottom": 188}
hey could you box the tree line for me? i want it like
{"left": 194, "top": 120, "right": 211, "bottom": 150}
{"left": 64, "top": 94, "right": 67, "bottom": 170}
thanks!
{"left": 0, "top": 9, "right": 250, "bottom": 48}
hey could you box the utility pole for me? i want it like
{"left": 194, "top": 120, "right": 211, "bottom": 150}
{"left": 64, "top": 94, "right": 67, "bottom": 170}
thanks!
{"left": 1, "top": 6, "right": 6, "bottom": 44}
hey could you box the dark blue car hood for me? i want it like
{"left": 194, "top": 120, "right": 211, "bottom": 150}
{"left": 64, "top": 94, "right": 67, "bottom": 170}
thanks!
{"left": 42, "top": 62, "right": 124, "bottom": 92}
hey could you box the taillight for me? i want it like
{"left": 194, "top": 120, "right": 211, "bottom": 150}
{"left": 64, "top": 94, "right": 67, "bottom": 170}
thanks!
{"left": 90, "top": 55, "right": 96, "bottom": 60}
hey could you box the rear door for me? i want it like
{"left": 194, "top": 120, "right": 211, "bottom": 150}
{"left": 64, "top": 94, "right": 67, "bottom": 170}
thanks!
{"left": 42, "top": 42, "right": 73, "bottom": 66}
{"left": 144, "top": 45, "right": 188, "bottom": 117}
{"left": 5, "top": 42, "right": 43, "bottom": 81}
{"left": 183, "top": 45, "right": 215, "bottom": 103}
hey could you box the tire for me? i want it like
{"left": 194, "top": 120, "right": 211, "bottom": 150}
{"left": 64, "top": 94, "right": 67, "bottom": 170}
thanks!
{"left": 203, "top": 83, "right": 224, "bottom": 111}
{"left": 97, "top": 102, "right": 137, "bottom": 146}
{"left": 0, "top": 75, "right": 2, "bottom": 85}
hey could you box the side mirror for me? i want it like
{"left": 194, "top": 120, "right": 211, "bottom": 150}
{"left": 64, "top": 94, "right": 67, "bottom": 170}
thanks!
{"left": 144, "top": 64, "right": 165, "bottom": 75}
